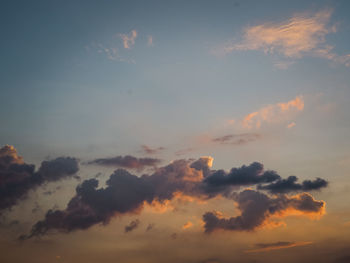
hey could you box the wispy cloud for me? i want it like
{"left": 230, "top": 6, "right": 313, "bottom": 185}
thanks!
{"left": 245, "top": 241, "right": 312, "bottom": 253}
{"left": 147, "top": 35, "right": 154, "bottom": 47}
{"left": 182, "top": 221, "right": 193, "bottom": 230}
{"left": 216, "top": 9, "right": 350, "bottom": 67}
{"left": 141, "top": 145, "right": 165, "bottom": 155}
{"left": 212, "top": 133, "right": 261, "bottom": 145}
{"left": 241, "top": 96, "right": 304, "bottom": 129}
{"left": 87, "top": 155, "right": 161, "bottom": 171}
{"left": 124, "top": 219, "right": 140, "bottom": 233}
{"left": 287, "top": 122, "right": 296, "bottom": 129}
{"left": 119, "top": 30, "right": 138, "bottom": 49}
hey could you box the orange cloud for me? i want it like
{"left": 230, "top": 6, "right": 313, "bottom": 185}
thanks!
{"left": 274, "top": 193, "right": 326, "bottom": 220}
{"left": 241, "top": 96, "right": 304, "bottom": 129}
{"left": 218, "top": 9, "right": 350, "bottom": 66}
{"left": 182, "top": 221, "right": 193, "bottom": 230}
{"left": 287, "top": 122, "right": 296, "bottom": 129}
{"left": 119, "top": 30, "right": 137, "bottom": 49}
{"left": 147, "top": 35, "right": 153, "bottom": 47}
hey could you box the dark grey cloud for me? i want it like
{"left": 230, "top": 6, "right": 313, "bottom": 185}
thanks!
{"left": 258, "top": 176, "right": 328, "bottom": 193}
{"left": 124, "top": 219, "right": 140, "bottom": 233}
{"left": 141, "top": 145, "right": 165, "bottom": 155}
{"left": 23, "top": 158, "right": 327, "bottom": 238}
{"left": 88, "top": 155, "right": 161, "bottom": 170}
{"left": 146, "top": 223, "right": 154, "bottom": 232}
{"left": 212, "top": 133, "right": 261, "bottom": 145}
{"left": 203, "top": 162, "right": 281, "bottom": 193}
{"left": 202, "top": 189, "right": 325, "bottom": 233}
{"left": 0, "top": 145, "right": 79, "bottom": 214}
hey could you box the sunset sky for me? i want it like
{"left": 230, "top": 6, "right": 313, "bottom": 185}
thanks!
{"left": 1, "top": 1, "right": 350, "bottom": 263}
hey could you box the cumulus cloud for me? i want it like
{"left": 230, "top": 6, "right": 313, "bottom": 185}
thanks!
{"left": 87, "top": 155, "right": 161, "bottom": 170}
{"left": 217, "top": 9, "right": 350, "bottom": 66}
{"left": 124, "top": 219, "right": 140, "bottom": 233}
{"left": 258, "top": 176, "right": 328, "bottom": 193}
{"left": 203, "top": 162, "right": 281, "bottom": 193}
{"left": 119, "top": 30, "right": 137, "bottom": 49}
{"left": 22, "top": 157, "right": 327, "bottom": 238}
{"left": 0, "top": 145, "right": 79, "bottom": 214}
{"left": 202, "top": 190, "right": 325, "bottom": 233}
{"left": 241, "top": 96, "right": 304, "bottom": 129}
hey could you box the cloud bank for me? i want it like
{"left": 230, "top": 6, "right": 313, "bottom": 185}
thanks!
{"left": 22, "top": 157, "right": 327, "bottom": 238}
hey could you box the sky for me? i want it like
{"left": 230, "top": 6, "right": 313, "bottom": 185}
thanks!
{"left": 1, "top": 1, "right": 350, "bottom": 262}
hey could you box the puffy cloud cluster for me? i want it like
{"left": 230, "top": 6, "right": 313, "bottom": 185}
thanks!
{"left": 258, "top": 176, "right": 328, "bottom": 193}
{"left": 203, "top": 190, "right": 325, "bottom": 233}
{"left": 0, "top": 145, "right": 79, "bottom": 214}
{"left": 22, "top": 157, "right": 328, "bottom": 238}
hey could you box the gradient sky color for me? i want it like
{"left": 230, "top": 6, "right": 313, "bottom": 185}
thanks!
{"left": 1, "top": 1, "right": 350, "bottom": 263}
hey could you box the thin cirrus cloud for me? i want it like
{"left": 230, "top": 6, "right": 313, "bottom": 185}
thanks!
{"left": 147, "top": 35, "right": 154, "bottom": 47}
{"left": 245, "top": 241, "right": 312, "bottom": 253}
{"left": 141, "top": 145, "right": 165, "bottom": 155}
{"left": 212, "top": 133, "right": 261, "bottom": 145}
{"left": 87, "top": 155, "right": 161, "bottom": 170}
{"left": 21, "top": 157, "right": 327, "bottom": 239}
{"left": 217, "top": 9, "right": 350, "bottom": 67}
{"left": 182, "top": 221, "right": 194, "bottom": 230}
{"left": 119, "top": 30, "right": 138, "bottom": 49}
{"left": 240, "top": 95, "right": 304, "bottom": 129}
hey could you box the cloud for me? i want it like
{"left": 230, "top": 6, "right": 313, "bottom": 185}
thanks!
{"left": 212, "top": 133, "right": 261, "bottom": 145}
{"left": 203, "top": 162, "right": 281, "bottom": 193}
{"left": 146, "top": 223, "right": 154, "bottom": 232}
{"left": 87, "top": 155, "right": 161, "bottom": 170}
{"left": 182, "top": 221, "right": 193, "bottom": 230}
{"left": 124, "top": 219, "right": 140, "bottom": 233}
{"left": 0, "top": 145, "right": 79, "bottom": 214}
{"left": 141, "top": 145, "right": 165, "bottom": 155}
{"left": 241, "top": 96, "right": 304, "bottom": 129}
{"left": 23, "top": 158, "right": 327, "bottom": 238}
{"left": 119, "top": 30, "right": 137, "bottom": 49}
{"left": 245, "top": 241, "right": 312, "bottom": 253}
{"left": 202, "top": 190, "right": 325, "bottom": 233}
{"left": 95, "top": 44, "right": 119, "bottom": 60}
{"left": 175, "top": 148, "right": 194, "bottom": 156}
{"left": 147, "top": 35, "right": 153, "bottom": 47}
{"left": 287, "top": 122, "right": 296, "bottom": 129}
{"left": 258, "top": 176, "right": 328, "bottom": 193}
{"left": 218, "top": 9, "right": 350, "bottom": 66}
